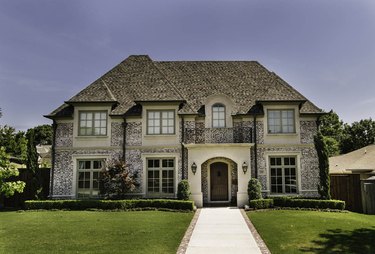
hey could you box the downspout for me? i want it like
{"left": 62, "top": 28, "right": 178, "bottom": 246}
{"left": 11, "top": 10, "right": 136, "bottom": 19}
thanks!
{"left": 50, "top": 120, "right": 57, "bottom": 198}
{"left": 122, "top": 118, "right": 127, "bottom": 161}
{"left": 181, "top": 116, "right": 185, "bottom": 179}
{"left": 253, "top": 115, "right": 258, "bottom": 179}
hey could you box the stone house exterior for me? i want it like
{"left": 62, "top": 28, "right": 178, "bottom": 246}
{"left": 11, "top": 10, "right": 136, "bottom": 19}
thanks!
{"left": 45, "top": 55, "right": 324, "bottom": 207}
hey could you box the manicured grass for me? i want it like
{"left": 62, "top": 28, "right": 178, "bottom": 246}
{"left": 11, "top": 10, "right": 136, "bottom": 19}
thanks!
{"left": 248, "top": 210, "right": 375, "bottom": 254}
{"left": 0, "top": 210, "right": 193, "bottom": 254}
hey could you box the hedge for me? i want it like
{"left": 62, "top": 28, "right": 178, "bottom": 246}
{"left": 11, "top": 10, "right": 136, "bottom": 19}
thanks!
{"left": 24, "top": 199, "right": 195, "bottom": 211}
{"left": 271, "top": 196, "right": 345, "bottom": 210}
{"left": 249, "top": 199, "right": 274, "bottom": 209}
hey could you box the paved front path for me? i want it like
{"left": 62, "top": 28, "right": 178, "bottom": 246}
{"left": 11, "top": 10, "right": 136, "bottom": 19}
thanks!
{"left": 185, "top": 207, "right": 262, "bottom": 254}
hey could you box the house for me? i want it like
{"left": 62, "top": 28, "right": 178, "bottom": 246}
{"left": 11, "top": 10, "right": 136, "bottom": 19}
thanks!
{"left": 329, "top": 145, "right": 375, "bottom": 212}
{"left": 36, "top": 145, "right": 52, "bottom": 168}
{"left": 45, "top": 55, "right": 324, "bottom": 207}
{"left": 330, "top": 144, "right": 375, "bottom": 178}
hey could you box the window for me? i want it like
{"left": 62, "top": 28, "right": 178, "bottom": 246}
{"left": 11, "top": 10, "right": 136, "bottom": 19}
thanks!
{"left": 268, "top": 109, "right": 295, "bottom": 133}
{"left": 77, "top": 159, "right": 104, "bottom": 198}
{"left": 270, "top": 156, "right": 297, "bottom": 194}
{"left": 212, "top": 103, "right": 225, "bottom": 128}
{"left": 79, "top": 111, "right": 107, "bottom": 136}
{"left": 147, "top": 110, "right": 175, "bottom": 134}
{"left": 147, "top": 158, "right": 175, "bottom": 196}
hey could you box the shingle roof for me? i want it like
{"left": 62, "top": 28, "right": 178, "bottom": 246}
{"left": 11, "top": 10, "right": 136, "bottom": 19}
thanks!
{"left": 329, "top": 145, "right": 375, "bottom": 174}
{"left": 47, "top": 55, "right": 323, "bottom": 118}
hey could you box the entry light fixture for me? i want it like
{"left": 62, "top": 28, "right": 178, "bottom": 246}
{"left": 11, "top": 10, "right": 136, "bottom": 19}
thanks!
{"left": 191, "top": 162, "right": 197, "bottom": 175}
{"left": 242, "top": 161, "right": 248, "bottom": 174}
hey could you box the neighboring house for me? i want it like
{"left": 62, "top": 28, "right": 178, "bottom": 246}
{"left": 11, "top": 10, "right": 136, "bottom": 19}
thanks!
{"left": 329, "top": 145, "right": 375, "bottom": 178}
{"left": 45, "top": 55, "right": 323, "bottom": 207}
{"left": 36, "top": 145, "right": 52, "bottom": 168}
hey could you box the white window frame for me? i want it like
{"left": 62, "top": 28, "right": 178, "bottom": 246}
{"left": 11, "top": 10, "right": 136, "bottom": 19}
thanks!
{"left": 146, "top": 110, "right": 175, "bottom": 135}
{"left": 267, "top": 109, "right": 295, "bottom": 134}
{"left": 76, "top": 159, "right": 104, "bottom": 198}
{"left": 78, "top": 111, "right": 107, "bottom": 136}
{"left": 269, "top": 156, "right": 298, "bottom": 194}
{"left": 212, "top": 103, "right": 226, "bottom": 128}
{"left": 146, "top": 158, "right": 175, "bottom": 197}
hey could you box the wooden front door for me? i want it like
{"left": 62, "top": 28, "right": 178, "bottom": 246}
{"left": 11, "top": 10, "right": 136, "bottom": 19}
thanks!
{"left": 210, "top": 162, "right": 228, "bottom": 201}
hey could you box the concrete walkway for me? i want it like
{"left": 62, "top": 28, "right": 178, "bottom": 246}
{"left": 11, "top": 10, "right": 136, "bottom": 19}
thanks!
{"left": 185, "top": 207, "right": 262, "bottom": 254}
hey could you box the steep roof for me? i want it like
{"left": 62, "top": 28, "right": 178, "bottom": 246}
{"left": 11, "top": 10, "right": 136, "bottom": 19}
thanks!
{"left": 47, "top": 55, "right": 323, "bottom": 118}
{"left": 329, "top": 145, "right": 375, "bottom": 174}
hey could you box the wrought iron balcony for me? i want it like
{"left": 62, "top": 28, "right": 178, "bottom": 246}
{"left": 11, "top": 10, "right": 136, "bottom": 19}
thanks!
{"left": 184, "top": 127, "right": 253, "bottom": 144}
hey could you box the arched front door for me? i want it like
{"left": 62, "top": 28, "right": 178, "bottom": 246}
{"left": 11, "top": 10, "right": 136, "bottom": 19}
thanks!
{"left": 210, "top": 162, "right": 228, "bottom": 201}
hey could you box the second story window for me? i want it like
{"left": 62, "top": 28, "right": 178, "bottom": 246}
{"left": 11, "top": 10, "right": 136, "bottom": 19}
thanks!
{"left": 79, "top": 111, "right": 107, "bottom": 136}
{"left": 147, "top": 110, "right": 175, "bottom": 135}
{"left": 212, "top": 103, "right": 225, "bottom": 128}
{"left": 268, "top": 109, "right": 295, "bottom": 134}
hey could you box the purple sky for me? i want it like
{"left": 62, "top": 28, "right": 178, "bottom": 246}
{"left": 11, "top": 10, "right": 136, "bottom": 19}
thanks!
{"left": 1, "top": 0, "right": 374, "bottom": 131}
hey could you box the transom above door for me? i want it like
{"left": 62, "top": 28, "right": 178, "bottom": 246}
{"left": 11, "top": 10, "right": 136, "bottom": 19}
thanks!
{"left": 210, "top": 162, "right": 229, "bottom": 201}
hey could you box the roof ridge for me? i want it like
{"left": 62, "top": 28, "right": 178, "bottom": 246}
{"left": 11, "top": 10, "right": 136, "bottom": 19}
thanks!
{"left": 101, "top": 79, "right": 117, "bottom": 101}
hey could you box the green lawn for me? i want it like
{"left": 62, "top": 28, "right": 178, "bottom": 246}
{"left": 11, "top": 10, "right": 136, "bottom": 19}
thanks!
{"left": 0, "top": 210, "right": 193, "bottom": 254}
{"left": 248, "top": 210, "right": 375, "bottom": 254}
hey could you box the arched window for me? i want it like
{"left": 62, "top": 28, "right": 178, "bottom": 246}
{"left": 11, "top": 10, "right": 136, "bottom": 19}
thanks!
{"left": 212, "top": 103, "right": 225, "bottom": 128}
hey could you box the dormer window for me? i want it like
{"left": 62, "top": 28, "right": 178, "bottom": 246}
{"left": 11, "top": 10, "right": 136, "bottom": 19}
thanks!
{"left": 212, "top": 103, "right": 225, "bottom": 128}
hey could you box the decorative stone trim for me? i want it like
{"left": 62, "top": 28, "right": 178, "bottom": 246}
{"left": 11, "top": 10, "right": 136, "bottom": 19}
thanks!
{"left": 176, "top": 209, "right": 201, "bottom": 254}
{"left": 240, "top": 209, "right": 271, "bottom": 254}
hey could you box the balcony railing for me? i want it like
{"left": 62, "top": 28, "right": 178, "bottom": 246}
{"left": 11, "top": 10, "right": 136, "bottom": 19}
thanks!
{"left": 184, "top": 127, "right": 253, "bottom": 144}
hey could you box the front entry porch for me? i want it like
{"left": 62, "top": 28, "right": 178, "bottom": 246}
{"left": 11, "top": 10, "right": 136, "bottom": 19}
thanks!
{"left": 184, "top": 143, "right": 253, "bottom": 208}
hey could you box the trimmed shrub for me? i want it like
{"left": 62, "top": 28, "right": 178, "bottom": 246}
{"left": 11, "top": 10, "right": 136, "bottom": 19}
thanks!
{"left": 177, "top": 180, "right": 191, "bottom": 200}
{"left": 24, "top": 199, "right": 195, "bottom": 211}
{"left": 272, "top": 196, "right": 345, "bottom": 210}
{"left": 249, "top": 199, "right": 274, "bottom": 209}
{"left": 248, "top": 178, "right": 262, "bottom": 201}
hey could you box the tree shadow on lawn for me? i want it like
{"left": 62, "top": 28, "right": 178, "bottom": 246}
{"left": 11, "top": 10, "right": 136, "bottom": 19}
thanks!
{"left": 301, "top": 227, "right": 375, "bottom": 254}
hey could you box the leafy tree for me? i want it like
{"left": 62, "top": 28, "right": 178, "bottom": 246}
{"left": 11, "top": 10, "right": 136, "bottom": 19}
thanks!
{"left": 26, "top": 124, "right": 52, "bottom": 145}
{"left": 0, "top": 125, "right": 27, "bottom": 162}
{"left": 0, "top": 147, "right": 25, "bottom": 207}
{"left": 99, "top": 160, "right": 138, "bottom": 199}
{"left": 314, "top": 132, "right": 331, "bottom": 200}
{"left": 319, "top": 111, "right": 344, "bottom": 157}
{"left": 340, "top": 119, "right": 375, "bottom": 154}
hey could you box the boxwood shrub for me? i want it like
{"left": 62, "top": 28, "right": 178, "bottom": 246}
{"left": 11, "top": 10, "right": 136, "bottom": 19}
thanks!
{"left": 24, "top": 199, "right": 194, "bottom": 211}
{"left": 249, "top": 199, "right": 274, "bottom": 209}
{"left": 271, "top": 196, "right": 345, "bottom": 210}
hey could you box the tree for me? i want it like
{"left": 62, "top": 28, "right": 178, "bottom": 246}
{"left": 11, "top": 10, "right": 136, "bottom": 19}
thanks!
{"left": 26, "top": 125, "right": 52, "bottom": 146}
{"left": 319, "top": 111, "right": 344, "bottom": 157}
{"left": 340, "top": 119, "right": 375, "bottom": 154}
{"left": 0, "top": 125, "right": 27, "bottom": 162}
{"left": 26, "top": 129, "right": 39, "bottom": 173}
{"left": 0, "top": 147, "right": 25, "bottom": 207}
{"left": 99, "top": 160, "right": 138, "bottom": 199}
{"left": 314, "top": 131, "right": 331, "bottom": 200}
{"left": 247, "top": 178, "right": 262, "bottom": 201}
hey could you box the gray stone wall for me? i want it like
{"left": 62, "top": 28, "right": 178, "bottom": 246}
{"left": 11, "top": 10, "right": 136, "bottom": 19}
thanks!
{"left": 111, "top": 122, "right": 123, "bottom": 147}
{"left": 255, "top": 121, "right": 264, "bottom": 144}
{"left": 300, "top": 120, "right": 317, "bottom": 144}
{"left": 256, "top": 146, "right": 319, "bottom": 197}
{"left": 126, "top": 122, "right": 142, "bottom": 146}
{"left": 55, "top": 123, "right": 73, "bottom": 147}
{"left": 52, "top": 149, "right": 123, "bottom": 197}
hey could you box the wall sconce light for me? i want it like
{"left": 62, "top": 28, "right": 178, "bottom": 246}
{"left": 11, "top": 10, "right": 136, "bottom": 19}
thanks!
{"left": 242, "top": 161, "right": 248, "bottom": 174}
{"left": 191, "top": 162, "right": 197, "bottom": 175}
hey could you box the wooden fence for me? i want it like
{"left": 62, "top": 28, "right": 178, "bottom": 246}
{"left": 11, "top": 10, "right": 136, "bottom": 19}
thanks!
{"left": 330, "top": 174, "right": 362, "bottom": 212}
{"left": 3, "top": 168, "right": 50, "bottom": 208}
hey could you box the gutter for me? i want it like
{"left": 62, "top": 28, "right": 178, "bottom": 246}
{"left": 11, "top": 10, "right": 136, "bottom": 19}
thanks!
{"left": 253, "top": 115, "right": 258, "bottom": 179}
{"left": 181, "top": 116, "right": 185, "bottom": 179}
{"left": 123, "top": 118, "right": 127, "bottom": 161}
{"left": 50, "top": 120, "right": 57, "bottom": 198}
